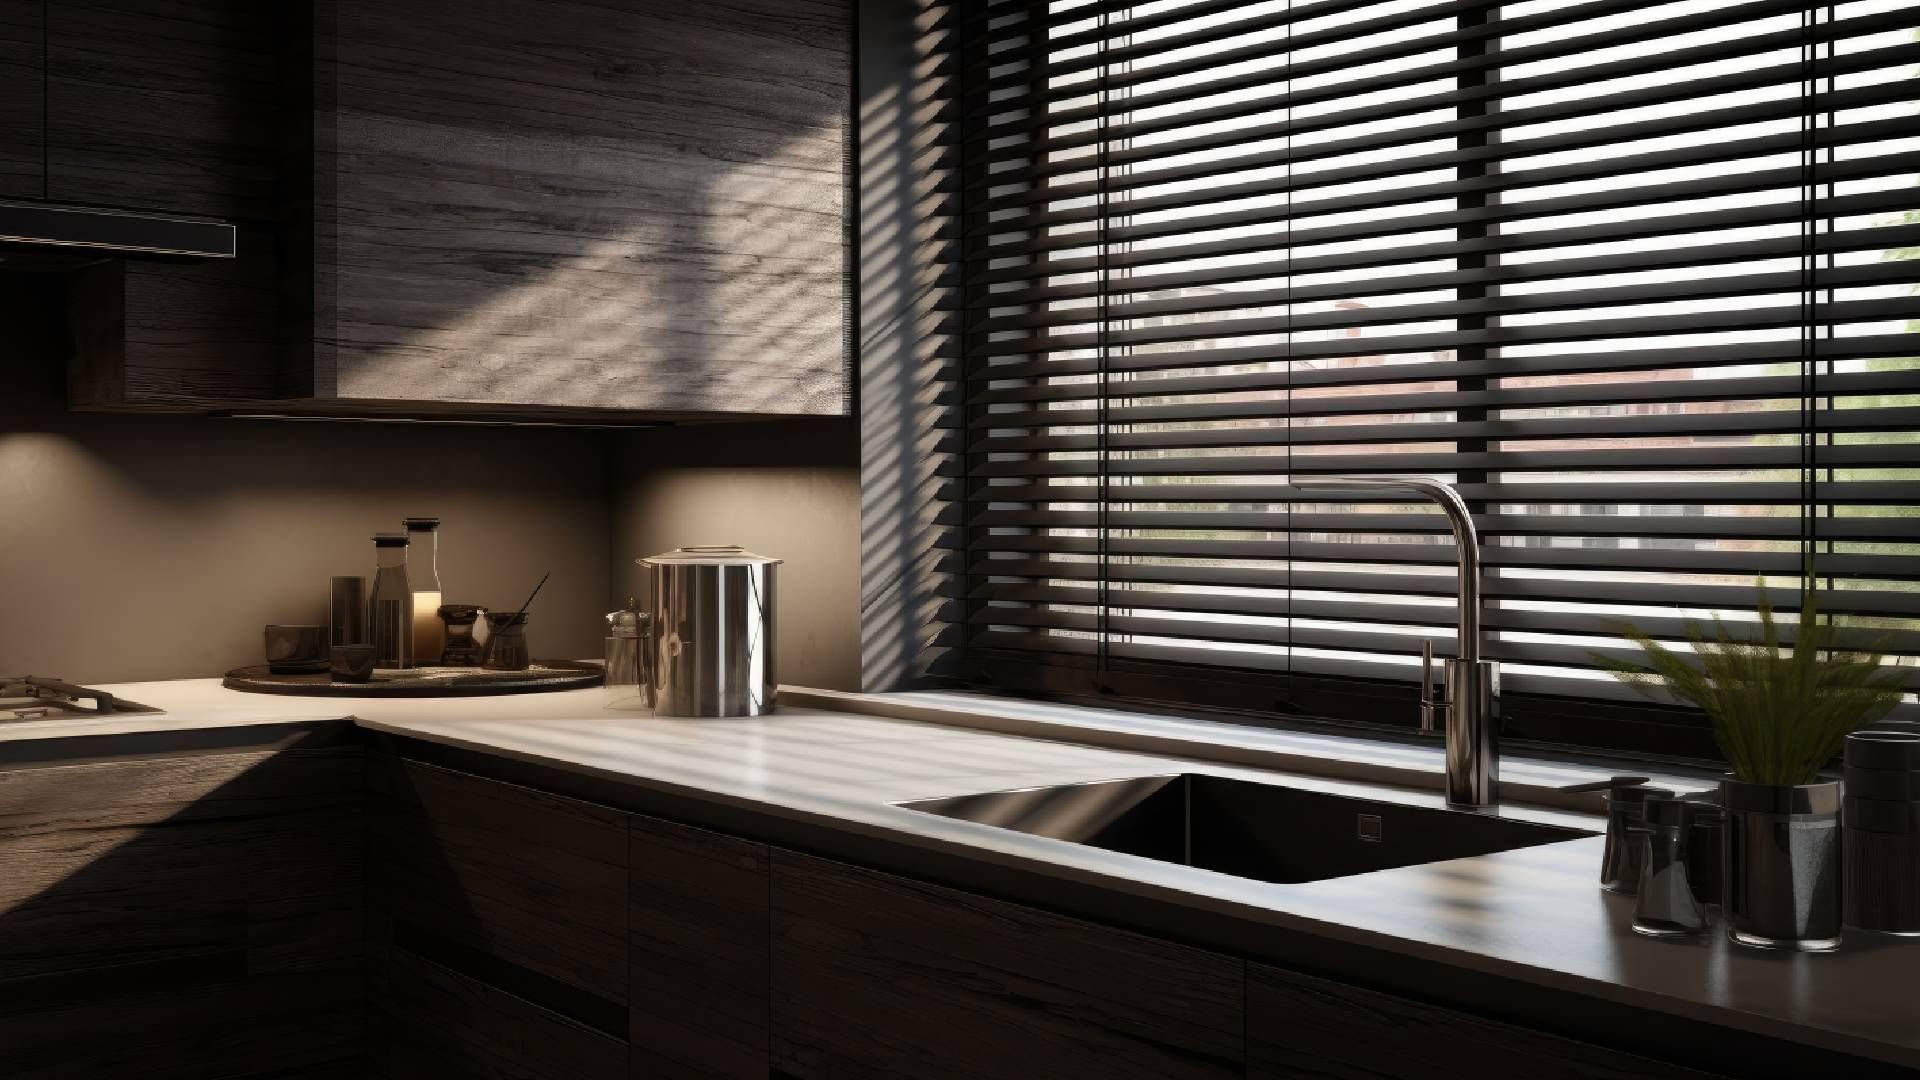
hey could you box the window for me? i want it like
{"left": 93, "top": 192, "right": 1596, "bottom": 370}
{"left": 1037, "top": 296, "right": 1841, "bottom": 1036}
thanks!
{"left": 953, "top": 0, "right": 1920, "bottom": 753}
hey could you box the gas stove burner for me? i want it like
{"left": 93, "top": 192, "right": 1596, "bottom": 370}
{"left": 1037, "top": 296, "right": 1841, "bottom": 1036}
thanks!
{"left": 0, "top": 676, "right": 161, "bottom": 721}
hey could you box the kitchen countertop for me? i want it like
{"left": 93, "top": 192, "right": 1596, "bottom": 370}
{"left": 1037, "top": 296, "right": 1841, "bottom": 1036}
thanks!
{"left": 7, "top": 678, "right": 1917, "bottom": 1072}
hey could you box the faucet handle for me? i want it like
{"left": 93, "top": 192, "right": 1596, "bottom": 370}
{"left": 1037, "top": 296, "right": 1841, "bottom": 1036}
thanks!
{"left": 1419, "top": 639, "right": 1439, "bottom": 734}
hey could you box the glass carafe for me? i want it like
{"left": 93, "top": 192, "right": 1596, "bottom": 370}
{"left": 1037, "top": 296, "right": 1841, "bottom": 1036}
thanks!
{"left": 368, "top": 533, "right": 413, "bottom": 669}
{"left": 405, "top": 517, "right": 445, "bottom": 665}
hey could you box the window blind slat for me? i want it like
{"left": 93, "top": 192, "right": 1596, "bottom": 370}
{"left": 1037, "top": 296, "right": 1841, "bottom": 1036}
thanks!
{"left": 954, "top": 0, "right": 1920, "bottom": 723}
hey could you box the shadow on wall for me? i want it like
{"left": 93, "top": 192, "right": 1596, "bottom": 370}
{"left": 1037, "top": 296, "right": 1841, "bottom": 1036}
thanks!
{"left": 322, "top": 0, "right": 850, "bottom": 416}
{"left": 0, "top": 274, "right": 613, "bottom": 684}
{"left": 856, "top": 0, "right": 964, "bottom": 692}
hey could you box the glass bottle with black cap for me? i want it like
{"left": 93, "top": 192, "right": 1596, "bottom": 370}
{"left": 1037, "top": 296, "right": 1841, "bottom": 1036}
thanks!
{"left": 368, "top": 532, "right": 413, "bottom": 669}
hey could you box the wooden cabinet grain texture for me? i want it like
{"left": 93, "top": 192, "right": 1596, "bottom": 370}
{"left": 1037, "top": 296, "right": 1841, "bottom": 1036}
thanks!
{"left": 629, "top": 813, "right": 772, "bottom": 1080}
{"left": 768, "top": 850, "right": 1246, "bottom": 1080}
{"left": 315, "top": 0, "right": 850, "bottom": 416}
{"left": 368, "top": 755, "right": 630, "bottom": 1007}
{"left": 0, "top": 0, "right": 41, "bottom": 199}
{"left": 67, "top": 228, "right": 284, "bottom": 408}
{"left": 367, "top": 755, "right": 632, "bottom": 1077}
{"left": 46, "top": 0, "right": 291, "bottom": 411}
{"left": 50, "top": 0, "right": 851, "bottom": 419}
{"left": 45, "top": 0, "right": 281, "bottom": 219}
{"left": 371, "top": 947, "right": 627, "bottom": 1080}
{"left": 1246, "top": 960, "right": 1728, "bottom": 1080}
{"left": 0, "top": 746, "right": 364, "bottom": 1079}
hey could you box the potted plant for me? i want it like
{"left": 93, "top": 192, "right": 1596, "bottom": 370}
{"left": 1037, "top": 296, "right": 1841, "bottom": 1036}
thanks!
{"left": 1596, "top": 579, "right": 1907, "bottom": 950}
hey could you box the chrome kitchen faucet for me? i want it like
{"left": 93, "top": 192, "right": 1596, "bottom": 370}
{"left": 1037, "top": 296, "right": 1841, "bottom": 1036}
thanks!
{"left": 1291, "top": 476, "right": 1499, "bottom": 808}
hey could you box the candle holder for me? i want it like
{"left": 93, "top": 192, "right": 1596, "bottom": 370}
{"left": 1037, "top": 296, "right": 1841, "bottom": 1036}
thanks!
{"left": 438, "top": 604, "right": 484, "bottom": 666}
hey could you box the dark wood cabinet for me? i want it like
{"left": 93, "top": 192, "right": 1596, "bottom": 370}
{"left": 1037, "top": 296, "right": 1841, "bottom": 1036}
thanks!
{"left": 2, "top": 0, "right": 279, "bottom": 213}
{"left": 45, "top": 0, "right": 281, "bottom": 220}
{"left": 311, "top": 0, "right": 849, "bottom": 417}
{"left": 1245, "top": 961, "right": 1726, "bottom": 1080}
{"left": 629, "top": 814, "right": 772, "bottom": 1079}
{"left": 0, "top": 0, "right": 41, "bottom": 199}
{"left": 366, "top": 755, "right": 631, "bottom": 1077}
{"left": 0, "top": 745, "right": 363, "bottom": 1079}
{"left": 768, "top": 850, "right": 1246, "bottom": 1080}
{"left": 337, "top": 746, "right": 1874, "bottom": 1079}
{"left": 41, "top": 0, "right": 294, "bottom": 413}
{"left": 374, "top": 947, "right": 627, "bottom": 1080}
{"left": 67, "top": 228, "right": 284, "bottom": 406}
{"left": 58, "top": 0, "right": 850, "bottom": 421}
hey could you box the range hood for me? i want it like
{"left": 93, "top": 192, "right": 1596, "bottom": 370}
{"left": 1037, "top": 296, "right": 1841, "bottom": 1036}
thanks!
{"left": 0, "top": 200, "right": 236, "bottom": 260}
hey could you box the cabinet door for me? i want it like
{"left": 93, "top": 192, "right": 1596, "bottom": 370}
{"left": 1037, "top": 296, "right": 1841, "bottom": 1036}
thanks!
{"left": 1246, "top": 961, "right": 1727, "bottom": 1080}
{"left": 376, "top": 947, "right": 627, "bottom": 1080}
{"left": 0, "top": 0, "right": 41, "bottom": 198}
{"left": 316, "top": 0, "right": 849, "bottom": 416}
{"left": 0, "top": 746, "right": 363, "bottom": 1080}
{"left": 368, "top": 755, "right": 630, "bottom": 1076}
{"left": 45, "top": 0, "right": 280, "bottom": 219}
{"left": 629, "top": 814, "right": 771, "bottom": 1079}
{"left": 770, "top": 851, "right": 1245, "bottom": 1080}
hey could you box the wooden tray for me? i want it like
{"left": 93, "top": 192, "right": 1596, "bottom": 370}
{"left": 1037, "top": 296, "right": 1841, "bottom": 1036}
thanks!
{"left": 223, "top": 661, "right": 603, "bottom": 698}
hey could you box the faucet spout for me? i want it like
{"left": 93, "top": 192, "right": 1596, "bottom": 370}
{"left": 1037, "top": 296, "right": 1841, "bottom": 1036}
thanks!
{"left": 1292, "top": 475, "right": 1481, "bottom": 662}
{"left": 1290, "top": 475, "right": 1499, "bottom": 807}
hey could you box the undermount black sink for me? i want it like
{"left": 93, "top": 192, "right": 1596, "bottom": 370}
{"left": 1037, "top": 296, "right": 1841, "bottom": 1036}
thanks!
{"left": 902, "top": 773, "right": 1594, "bottom": 885}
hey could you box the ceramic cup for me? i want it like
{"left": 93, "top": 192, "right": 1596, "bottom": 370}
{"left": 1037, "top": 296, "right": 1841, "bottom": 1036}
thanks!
{"left": 329, "top": 643, "right": 377, "bottom": 683}
{"left": 265, "top": 624, "right": 330, "bottom": 674}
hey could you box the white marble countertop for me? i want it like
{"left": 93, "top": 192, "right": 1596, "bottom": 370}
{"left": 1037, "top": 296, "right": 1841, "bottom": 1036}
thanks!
{"left": 7, "top": 678, "right": 1916, "bottom": 1070}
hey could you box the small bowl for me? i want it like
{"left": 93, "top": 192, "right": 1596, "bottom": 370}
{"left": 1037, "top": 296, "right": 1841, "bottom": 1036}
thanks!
{"left": 330, "top": 643, "right": 377, "bottom": 683}
{"left": 265, "top": 624, "right": 329, "bottom": 674}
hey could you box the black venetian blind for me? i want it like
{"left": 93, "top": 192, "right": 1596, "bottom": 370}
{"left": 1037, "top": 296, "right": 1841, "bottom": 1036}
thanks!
{"left": 954, "top": 0, "right": 1920, "bottom": 741}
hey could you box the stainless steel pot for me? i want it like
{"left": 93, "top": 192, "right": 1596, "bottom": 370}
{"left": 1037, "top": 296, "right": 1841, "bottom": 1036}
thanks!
{"left": 638, "top": 546, "right": 781, "bottom": 717}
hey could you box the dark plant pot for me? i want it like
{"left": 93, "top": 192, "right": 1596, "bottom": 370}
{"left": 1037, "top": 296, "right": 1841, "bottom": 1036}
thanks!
{"left": 1721, "top": 777, "right": 1842, "bottom": 951}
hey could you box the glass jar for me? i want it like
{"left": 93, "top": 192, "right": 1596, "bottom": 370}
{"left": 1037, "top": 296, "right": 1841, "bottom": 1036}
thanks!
{"left": 368, "top": 533, "right": 413, "bottom": 669}
{"left": 1632, "top": 796, "right": 1708, "bottom": 938}
{"left": 404, "top": 517, "right": 445, "bottom": 665}
{"left": 483, "top": 612, "right": 530, "bottom": 671}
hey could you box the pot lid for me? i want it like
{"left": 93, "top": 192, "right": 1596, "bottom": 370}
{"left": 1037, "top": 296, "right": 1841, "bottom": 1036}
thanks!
{"left": 639, "top": 544, "right": 782, "bottom": 568}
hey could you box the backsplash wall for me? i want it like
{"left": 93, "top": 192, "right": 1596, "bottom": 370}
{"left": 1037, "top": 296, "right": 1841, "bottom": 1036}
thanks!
{"left": 1, "top": 275, "right": 613, "bottom": 684}
{"left": 608, "top": 419, "right": 861, "bottom": 692}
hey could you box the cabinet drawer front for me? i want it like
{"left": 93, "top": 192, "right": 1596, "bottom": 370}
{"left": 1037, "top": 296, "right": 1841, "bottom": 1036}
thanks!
{"left": 629, "top": 813, "right": 771, "bottom": 1079}
{"left": 372, "top": 946, "right": 626, "bottom": 1080}
{"left": 770, "top": 851, "right": 1244, "bottom": 1080}
{"left": 0, "top": 747, "right": 363, "bottom": 1079}
{"left": 0, "top": 968, "right": 362, "bottom": 1080}
{"left": 0, "top": 748, "right": 362, "bottom": 981}
{"left": 1247, "top": 962, "right": 1727, "bottom": 1080}
{"left": 370, "top": 755, "right": 629, "bottom": 1006}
